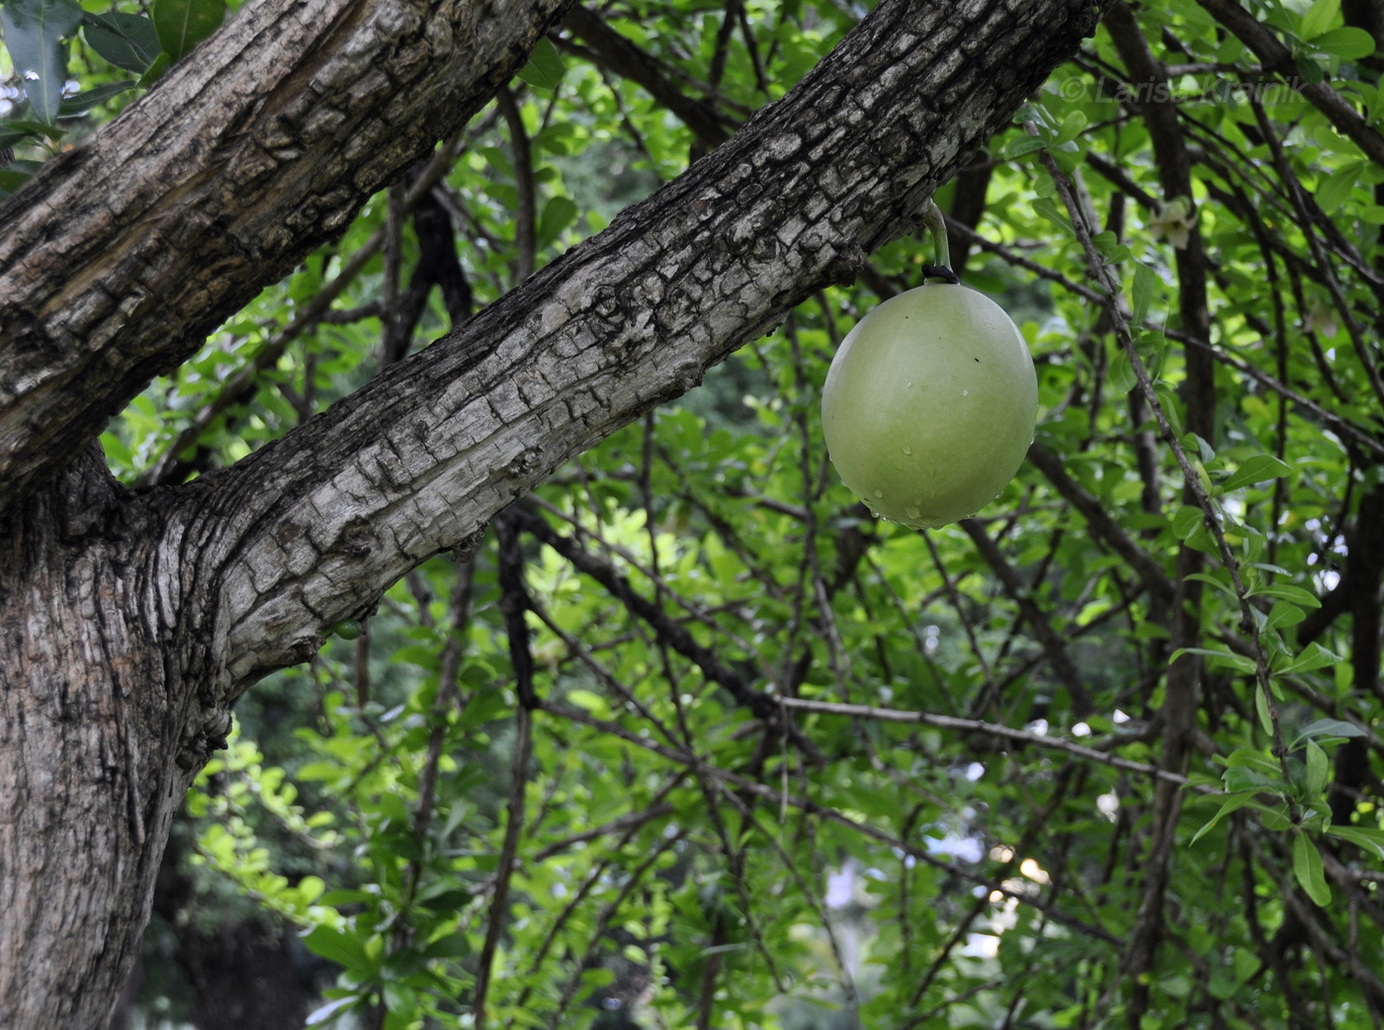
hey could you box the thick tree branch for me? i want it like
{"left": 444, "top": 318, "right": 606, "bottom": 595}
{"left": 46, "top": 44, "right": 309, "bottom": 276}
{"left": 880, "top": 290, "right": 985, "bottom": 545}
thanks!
{"left": 199, "top": 0, "right": 1114, "bottom": 699}
{"left": 0, "top": 0, "right": 574, "bottom": 516}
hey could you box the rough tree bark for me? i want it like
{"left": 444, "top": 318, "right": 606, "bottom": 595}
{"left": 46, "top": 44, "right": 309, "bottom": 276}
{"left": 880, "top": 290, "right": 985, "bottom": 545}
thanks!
{"left": 0, "top": 0, "right": 1112, "bottom": 1024}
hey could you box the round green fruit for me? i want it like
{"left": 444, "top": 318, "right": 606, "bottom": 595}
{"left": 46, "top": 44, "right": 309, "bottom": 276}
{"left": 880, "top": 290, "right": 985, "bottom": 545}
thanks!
{"left": 821, "top": 281, "right": 1037, "bottom": 529}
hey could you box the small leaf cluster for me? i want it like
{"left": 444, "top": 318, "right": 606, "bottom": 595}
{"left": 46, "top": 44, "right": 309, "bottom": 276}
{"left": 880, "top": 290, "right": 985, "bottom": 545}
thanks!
{"left": 0, "top": 0, "right": 225, "bottom": 192}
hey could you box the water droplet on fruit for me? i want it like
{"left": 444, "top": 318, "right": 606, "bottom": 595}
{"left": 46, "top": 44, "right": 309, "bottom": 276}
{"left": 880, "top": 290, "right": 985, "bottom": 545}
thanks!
{"left": 905, "top": 506, "right": 921, "bottom": 520}
{"left": 873, "top": 489, "right": 884, "bottom": 499}
{"left": 962, "top": 389, "right": 970, "bottom": 397}
{"left": 902, "top": 445, "right": 913, "bottom": 455}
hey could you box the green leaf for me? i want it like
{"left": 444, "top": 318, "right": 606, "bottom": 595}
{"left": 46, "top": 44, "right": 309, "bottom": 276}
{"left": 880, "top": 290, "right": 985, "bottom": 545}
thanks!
{"left": 1325, "top": 825, "right": 1384, "bottom": 859}
{"left": 58, "top": 81, "right": 137, "bottom": 116}
{"left": 1292, "top": 834, "right": 1332, "bottom": 906}
{"left": 1303, "top": 740, "right": 1329, "bottom": 797}
{"left": 1223, "top": 765, "right": 1282, "bottom": 794}
{"left": 1296, "top": 53, "right": 1326, "bottom": 83}
{"left": 1301, "top": 0, "right": 1341, "bottom": 39}
{"left": 1173, "top": 646, "right": 1257, "bottom": 675}
{"left": 1033, "top": 197, "right": 1074, "bottom": 234}
{"left": 0, "top": 118, "right": 60, "bottom": 147}
{"left": 1225, "top": 746, "right": 1281, "bottom": 773}
{"left": 1250, "top": 583, "right": 1322, "bottom": 608}
{"left": 1221, "top": 454, "right": 1290, "bottom": 491}
{"left": 151, "top": 0, "right": 227, "bottom": 63}
{"left": 1183, "top": 572, "right": 1237, "bottom": 598}
{"left": 1131, "top": 262, "right": 1159, "bottom": 325}
{"left": 1255, "top": 683, "right": 1275, "bottom": 736}
{"left": 1054, "top": 110, "right": 1088, "bottom": 146}
{"left": 1317, "top": 161, "right": 1365, "bottom": 210}
{"left": 1312, "top": 26, "right": 1376, "bottom": 59}
{"left": 0, "top": 0, "right": 85, "bottom": 125}
{"left": 421, "top": 933, "right": 473, "bottom": 959}
{"left": 1266, "top": 599, "right": 1306, "bottom": 631}
{"left": 303, "top": 925, "right": 374, "bottom": 974}
{"left": 1000, "top": 135, "right": 1048, "bottom": 161}
{"left": 82, "top": 11, "right": 161, "bottom": 73}
{"left": 1171, "top": 504, "right": 1204, "bottom": 541}
{"left": 565, "top": 688, "right": 612, "bottom": 718}
{"left": 517, "top": 36, "right": 564, "bottom": 90}
{"left": 1275, "top": 641, "right": 1342, "bottom": 676}
{"left": 136, "top": 50, "right": 172, "bottom": 87}
{"left": 1109, "top": 345, "right": 1136, "bottom": 393}
{"left": 537, "top": 194, "right": 579, "bottom": 249}
{"left": 1292, "top": 718, "right": 1366, "bottom": 747}
{"left": 1190, "top": 790, "right": 1260, "bottom": 846}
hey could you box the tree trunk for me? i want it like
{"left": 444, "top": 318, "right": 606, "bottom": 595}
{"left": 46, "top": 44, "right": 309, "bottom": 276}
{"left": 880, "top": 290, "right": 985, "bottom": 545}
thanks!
{"left": 0, "top": 447, "right": 213, "bottom": 1026}
{"left": 0, "top": 0, "right": 1112, "bottom": 1024}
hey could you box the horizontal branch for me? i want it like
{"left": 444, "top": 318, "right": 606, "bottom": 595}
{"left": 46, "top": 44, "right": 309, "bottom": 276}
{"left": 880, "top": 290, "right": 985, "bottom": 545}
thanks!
{"left": 774, "top": 695, "right": 1192, "bottom": 786}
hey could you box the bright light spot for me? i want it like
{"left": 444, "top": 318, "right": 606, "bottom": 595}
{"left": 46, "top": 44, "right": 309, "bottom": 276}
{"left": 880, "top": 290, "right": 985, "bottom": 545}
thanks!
{"left": 962, "top": 933, "right": 1000, "bottom": 958}
{"left": 964, "top": 762, "right": 985, "bottom": 781}
{"left": 1097, "top": 792, "right": 1120, "bottom": 821}
{"left": 1020, "top": 858, "right": 1050, "bottom": 884}
{"left": 1317, "top": 570, "right": 1341, "bottom": 592}
{"left": 826, "top": 865, "right": 855, "bottom": 909}
{"left": 928, "top": 835, "right": 984, "bottom": 863}
{"left": 1029, "top": 719, "right": 1049, "bottom": 736}
{"left": 990, "top": 845, "right": 1014, "bottom": 863}
{"left": 988, "top": 889, "right": 1006, "bottom": 903}
{"left": 923, "top": 624, "right": 940, "bottom": 654}
{"left": 1072, "top": 721, "right": 1091, "bottom": 737}
{"left": 24, "top": 71, "right": 40, "bottom": 81}
{"left": 1113, "top": 709, "right": 1130, "bottom": 724}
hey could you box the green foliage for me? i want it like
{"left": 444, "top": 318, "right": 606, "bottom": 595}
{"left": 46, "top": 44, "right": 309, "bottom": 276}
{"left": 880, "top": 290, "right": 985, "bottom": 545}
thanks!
{"left": 0, "top": 0, "right": 222, "bottom": 192}
{"left": 1, "top": 0, "right": 83, "bottom": 123}
{"left": 64, "top": 0, "right": 1384, "bottom": 1025}
{"left": 150, "top": 0, "right": 223, "bottom": 64}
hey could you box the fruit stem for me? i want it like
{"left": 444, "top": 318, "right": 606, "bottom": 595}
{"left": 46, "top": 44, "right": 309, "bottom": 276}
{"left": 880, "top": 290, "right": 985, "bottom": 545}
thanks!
{"left": 919, "top": 198, "right": 958, "bottom": 283}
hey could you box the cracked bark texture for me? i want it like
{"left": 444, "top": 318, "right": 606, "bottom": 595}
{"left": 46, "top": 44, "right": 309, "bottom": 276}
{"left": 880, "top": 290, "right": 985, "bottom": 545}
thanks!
{"left": 0, "top": 0, "right": 573, "bottom": 518}
{"left": 0, "top": 0, "right": 1111, "bottom": 1025}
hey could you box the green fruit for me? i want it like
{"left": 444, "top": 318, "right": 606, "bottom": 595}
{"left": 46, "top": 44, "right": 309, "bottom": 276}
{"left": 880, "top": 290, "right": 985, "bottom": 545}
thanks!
{"left": 821, "top": 281, "right": 1037, "bottom": 529}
